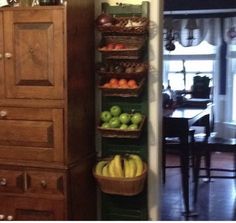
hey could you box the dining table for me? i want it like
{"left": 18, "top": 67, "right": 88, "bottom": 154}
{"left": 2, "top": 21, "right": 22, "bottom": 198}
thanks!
{"left": 163, "top": 103, "right": 213, "bottom": 217}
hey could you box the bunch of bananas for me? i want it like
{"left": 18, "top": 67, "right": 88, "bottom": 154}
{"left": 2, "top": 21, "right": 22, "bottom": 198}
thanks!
{"left": 95, "top": 154, "right": 144, "bottom": 178}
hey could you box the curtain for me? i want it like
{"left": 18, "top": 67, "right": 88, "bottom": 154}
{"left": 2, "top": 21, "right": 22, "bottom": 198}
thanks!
{"left": 164, "top": 17, "right": 221, "bottom": 47}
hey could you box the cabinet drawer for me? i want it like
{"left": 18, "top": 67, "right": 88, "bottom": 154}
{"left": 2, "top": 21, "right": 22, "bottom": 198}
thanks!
{"left": 0, "top": 107, "right": 64, "bottom": 163}
{"left": 26, "top": 170, "right": 64, "bottom": 196}
{"left": 0, "top": 169, "right": 24, "bottom": 193}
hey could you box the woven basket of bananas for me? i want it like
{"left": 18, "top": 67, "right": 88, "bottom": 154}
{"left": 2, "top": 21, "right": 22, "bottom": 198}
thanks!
{"left": 93, "top": 154, "right": 147, "bottom": 196}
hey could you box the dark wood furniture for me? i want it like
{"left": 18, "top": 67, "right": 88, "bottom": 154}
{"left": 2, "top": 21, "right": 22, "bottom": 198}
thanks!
{"left": 193, "top": 136, "right": 236, "bottom": 203}
{"left": 163, "top": 105, "right": 212, "bottom": 216}
{"left": 0, "top": 2, "right": 96, "bottom": 220}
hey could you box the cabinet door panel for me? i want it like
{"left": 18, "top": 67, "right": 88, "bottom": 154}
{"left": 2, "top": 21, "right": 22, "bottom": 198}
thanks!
{"left": 3, "top": 9, "right": 64, "bottom": 99}
{"left": 0, "top": 196, "right": 65, "bottom": 220}
{"left": 0, "top": 12, "right": 4, "bottom": 98}
{"left": 0, "top": 107, "right": 64, "bottom": 163}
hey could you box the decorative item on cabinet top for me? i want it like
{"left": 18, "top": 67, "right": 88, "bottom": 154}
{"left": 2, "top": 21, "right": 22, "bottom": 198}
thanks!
{"left": 96, "top": 14, "right": 149, "bottom": 35}
{"left": 38, "top": 0, "right": 61, "bottom": 5}
{"left": 93, "top": 154, "right": 147, "bottom": 196}
{"left": 98, "top": 35, "right": 147, "bottom": 60}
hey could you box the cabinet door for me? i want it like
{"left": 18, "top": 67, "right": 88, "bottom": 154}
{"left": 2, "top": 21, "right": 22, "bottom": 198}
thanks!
{"left": 0, "top": 107, "right": 64, "bottom": 163}
{"left": 0, "top": 196, "right": 65, "bottom": 220}
{"left": 3, "top": 9, "right": 64, "bottom": 99}
{"left": 0, "top": 12, "right": 4, "bottom": 98}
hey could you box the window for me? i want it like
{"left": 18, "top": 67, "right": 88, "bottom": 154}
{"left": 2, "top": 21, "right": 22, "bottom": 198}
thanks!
{"left": 163, "top": 41, "right": 216, "bottom": 92}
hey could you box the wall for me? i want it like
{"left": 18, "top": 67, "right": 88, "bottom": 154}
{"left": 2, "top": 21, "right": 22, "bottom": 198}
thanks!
{"left": 94, "top": 0, "right": 163, "bottom": 220}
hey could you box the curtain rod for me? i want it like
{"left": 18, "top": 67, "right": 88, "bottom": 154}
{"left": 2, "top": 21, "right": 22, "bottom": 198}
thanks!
{"left": 164, "top": 8, "right": 236, "bottom": 15}
{"left": 164, "top": 9, "right": 236, "bottom": 19}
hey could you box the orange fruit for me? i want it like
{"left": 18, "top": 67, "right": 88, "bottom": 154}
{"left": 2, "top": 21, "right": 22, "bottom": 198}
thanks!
{"left": 118, "top": 78, "right": 128, "bottom": 87}
{"left": 129, "top": 83, "right": 138, "bottom": 88}
{"left": 127, "top": 79, "right": 137, "bottom": 88}
{"left": 103, "top": 82, "right": 111, "bottom": 88}
{"left": 109, "top": 78, "right": 118, "bottom": 85}
{"left": 110, "top": 82, "right": 119, "bottom": 88}
{"left": 119, "top": 83, "right": 129, "bottom": 88}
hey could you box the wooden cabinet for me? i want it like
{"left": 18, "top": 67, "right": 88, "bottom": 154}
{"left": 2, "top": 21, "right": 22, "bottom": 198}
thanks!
{"left": 0, "top": 1, "right": 96, "bottom": 220}
{"left": 0, "top": 196, "right": 65, "bottom": 220}
{"left": 2, "top": 9, "right": 64, "bottom": 99}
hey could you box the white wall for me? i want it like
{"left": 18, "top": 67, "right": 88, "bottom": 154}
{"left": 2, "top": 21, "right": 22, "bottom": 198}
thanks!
{"left": 94, "top": 0, "right": 163, "bottom": 220}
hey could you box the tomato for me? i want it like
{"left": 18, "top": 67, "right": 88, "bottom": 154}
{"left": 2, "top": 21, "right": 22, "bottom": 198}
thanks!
{"left": 114, "top": 43, "right": 126, "bottom": 50}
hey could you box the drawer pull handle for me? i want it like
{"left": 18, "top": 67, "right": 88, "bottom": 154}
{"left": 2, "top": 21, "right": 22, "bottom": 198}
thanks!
{"left": 0, "top": 215, "right": 5, "bottom": 220}
{"left": 0, "top": 53, "right": 2, "bottom": 59}
{"left": 0, "top": 110, "right": 7, "bottom": 117}
{"left": 5, "top": 53, "right": 12, "bottom": 59}
{"left": 0, "top": 178, "right": 7, "bottom": 186}
{"left": 41, "top": 180, "right": 47, "bottom": 188}
{"left": 7, "top": 216, "right": 13, "bottom": 221}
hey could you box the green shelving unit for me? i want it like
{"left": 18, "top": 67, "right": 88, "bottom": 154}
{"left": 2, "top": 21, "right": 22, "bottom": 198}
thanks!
{"left": 96, "top": 1, "right": 150, "bottom": 220}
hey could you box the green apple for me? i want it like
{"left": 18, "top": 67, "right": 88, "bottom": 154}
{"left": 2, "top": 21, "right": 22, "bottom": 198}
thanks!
{"left": 119, "top": 113, "right": 130, "bottom": 124}
{"left": 100, "top": 111, "right": 112, "bottom": 123}
{"left": 101, "top": 122, "right": 111, "bottom": 128}
{"left": 110, "top": 105, "right": 122, "bottom": 117}
{"left": 120, "top": 123, "right": 128, "bottom": 130}
{"left": 109, "top": 117, "right": 121, "bottom": 128}
{"left": 131, "top": 112, "right": 142, "bottom": 125}
{"left": 128, "top": 123, "right": 138, "bottom": 130}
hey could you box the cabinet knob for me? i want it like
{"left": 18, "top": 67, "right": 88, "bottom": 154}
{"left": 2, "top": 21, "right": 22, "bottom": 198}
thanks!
{"left": 0, "top": 110, "right": 7, "bottom": 118}
{"left": 0, "top": 178, "right": 7, "bottom": 186}
{"left": 0, "top": 215, "right": 5, "bottom": 220}
{"left": 7, "top": 216, "right": 13, "bottom": 221}
{"left": 41, "top": 180, "right": 47, "bottom": 188}
{"left": 4, "top": 53, "right": 12, "bottom": 59}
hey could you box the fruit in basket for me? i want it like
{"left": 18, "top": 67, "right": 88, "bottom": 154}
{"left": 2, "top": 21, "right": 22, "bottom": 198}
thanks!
{"left": 110, "top": 105, "right": 122, "bottom": 117}
{"left": 113, "top": 155, "right": 124, "bottom": 177}
{"left": 114, "top": 43, "right": 126, "bottom": 50}
{"left": 131, "top": 112, "right": 143, "bottom": 125}
{"left": 129, "top": 154, "right": 144, "bottom": 177}
{"left": 128, "top": 123, "right": 138, "bottom": 130}
{"left": 109, "top": 78, "right": 119, "bottom": 85}
{"left": 95, "top": 160, "right": 108, "bottom": 176}
{"left": 108, "top": 159, "right": 116, "bottom": 177}
{"left": 95, "top": 12, "right": 116, "bottom": 26}
{"left": 120, "top": 123, "right": 128, "bottom": 130}
{"left": 100, "top": 111, "right": 112, "bottom": 123}
{"left": 101, "top": 122, "right": 111, "bottom": 129}
{"left": 95, "top": 154, "right": 144, "bottom": 178}
{"left": 119, "top": 113, "right": 131, "bottom": 124}
{"left": 107, "top": 43, "right": 115, "bottom": 50}
{"left": 102, "top": 164, "right": 110, "bottom": 177}
{"left": 125, "top": 66, "right": 135, "bottom": 73}
{"left": 135, "top": 65, "right": 146, "bottom": 73}
{"left": 114, "top": 65, "right": 125, "bottom": 73}
{"left": 109, "top": 117, "right": 121, "bottom": 128}
{"left": 127, "top": 79, "right": 138, "bottom": 88}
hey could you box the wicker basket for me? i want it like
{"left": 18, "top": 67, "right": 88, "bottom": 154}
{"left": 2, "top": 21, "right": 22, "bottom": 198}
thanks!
{"left": 99, "top": 77, "right": 145, "bottom": 97}
{"left": 97, "top": 62, "right": 148, "bottom": 79}
{"left": 93, "top": 162, "right": 147, "bottom": 196}
{"left": 97, "top": 16, "right": 149, "bottom": 35}
{"left": 98, "top": 116, "right": 146, "bottom": 138}
{"left": 98, "top": 36, "right": 146, "bottom": 60}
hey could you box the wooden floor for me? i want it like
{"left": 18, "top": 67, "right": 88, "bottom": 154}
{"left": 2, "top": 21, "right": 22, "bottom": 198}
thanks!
{"left": 161, "top": 152, "right": 236, "bottom": 220}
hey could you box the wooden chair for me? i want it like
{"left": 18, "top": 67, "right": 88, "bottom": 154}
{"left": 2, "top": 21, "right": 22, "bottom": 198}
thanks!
{"left": 193, "top": 136, "right": 236, "bottom": 203}
{"left": 162, "top": 129, "right": 195, "bottom": 184}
